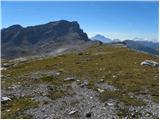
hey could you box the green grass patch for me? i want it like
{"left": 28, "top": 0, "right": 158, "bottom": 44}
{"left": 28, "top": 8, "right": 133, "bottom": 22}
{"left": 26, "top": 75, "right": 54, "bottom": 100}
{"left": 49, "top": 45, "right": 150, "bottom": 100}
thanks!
{"left": 99, "top": 90, "right": 146, "bottom": 106}
{"left": 47, "top": 90, "right": 65, "bottom": 100}
{"left": 1, "top": 97, "right": 38, "bottom": 119}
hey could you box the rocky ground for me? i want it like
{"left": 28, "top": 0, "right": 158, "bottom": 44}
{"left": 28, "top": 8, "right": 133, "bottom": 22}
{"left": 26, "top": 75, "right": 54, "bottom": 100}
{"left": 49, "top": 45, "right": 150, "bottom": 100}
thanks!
{"left": 1, "top": 44, "right": 159, "bottom": 119}
{"left": 1, "top": 75, "right": 158, "bottom": 119}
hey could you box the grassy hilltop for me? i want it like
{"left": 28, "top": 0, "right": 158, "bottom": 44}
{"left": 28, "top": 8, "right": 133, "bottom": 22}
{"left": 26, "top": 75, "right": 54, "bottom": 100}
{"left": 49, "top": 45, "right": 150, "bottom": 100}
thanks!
{"left": 1, "top": 44, "right": 159, "bottom": 119}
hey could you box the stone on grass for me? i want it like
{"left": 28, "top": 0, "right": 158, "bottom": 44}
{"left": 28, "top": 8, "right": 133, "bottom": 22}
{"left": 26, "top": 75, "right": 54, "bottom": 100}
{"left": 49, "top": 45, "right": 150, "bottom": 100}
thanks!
{"left": 140, "top": 60, "right": 158, "bottom": 67}
{"left": 100, "top": 78, "right": 104, "bottom": 82}
{"left": 64, "top": 77, "right": 76, "bottom": 81}
{"left": 6, "top": 109, "right": 11, "bottom": 112}
{"left": 2, "top": 63, "right": 14, "bottom": 68}
{"left": 97, "top": 88, "right": 104, "bottom": 93}
{"left": 1, "top": 96, "right": 11, "bottom": 103}
{"left": 55, "top": 72, "right": 60, "bottom": 76}
{"left": 112, "top": 75, "right": 118, "bottom": 79}
{"left": 0, "top": 67, "right": 7, "bottom": 71}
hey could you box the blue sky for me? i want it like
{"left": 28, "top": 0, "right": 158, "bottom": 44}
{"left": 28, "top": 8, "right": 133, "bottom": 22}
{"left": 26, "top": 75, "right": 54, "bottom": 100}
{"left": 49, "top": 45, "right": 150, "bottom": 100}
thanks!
{"left": 1, "top": 1, "right": 159, "bottom": 41}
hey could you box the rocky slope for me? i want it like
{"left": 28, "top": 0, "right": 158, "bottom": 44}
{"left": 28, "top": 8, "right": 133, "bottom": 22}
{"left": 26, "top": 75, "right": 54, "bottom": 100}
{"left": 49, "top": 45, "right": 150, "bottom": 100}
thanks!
{"left": 2, "top": 20, "right": 91, "bottom": 59}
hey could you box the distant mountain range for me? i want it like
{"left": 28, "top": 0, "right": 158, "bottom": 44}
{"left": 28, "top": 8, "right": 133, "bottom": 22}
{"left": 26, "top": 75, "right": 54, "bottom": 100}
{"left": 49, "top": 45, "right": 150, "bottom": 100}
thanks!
{"left": 2, "top": 20, "right": 93, "bottom": 59}
{"left": 124, "top": 40, "right": 159, "bottom": 55}
{"left": 2, "top": 21, "right": 159, "bottom": 59}
{"left": 91, "top": 34, "right": 158, "bottom": 55}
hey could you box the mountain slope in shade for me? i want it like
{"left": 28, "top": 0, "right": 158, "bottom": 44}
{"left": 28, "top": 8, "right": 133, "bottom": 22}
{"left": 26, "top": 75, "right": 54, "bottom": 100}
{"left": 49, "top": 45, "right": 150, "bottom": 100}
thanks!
{"left": 124, "top": 40, "right": 159, "bottom": 55}
{"left": 91, "top": 34, "right": 112, "bottom": 43}
{"left": 2, "top": 20, "right": 91, "bottom": 59}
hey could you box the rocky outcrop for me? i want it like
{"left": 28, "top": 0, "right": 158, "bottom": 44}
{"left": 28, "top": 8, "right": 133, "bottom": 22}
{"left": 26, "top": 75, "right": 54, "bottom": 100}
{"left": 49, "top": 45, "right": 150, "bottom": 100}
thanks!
{"left": 2, "top": 20, "right": 91, "bottom": 59}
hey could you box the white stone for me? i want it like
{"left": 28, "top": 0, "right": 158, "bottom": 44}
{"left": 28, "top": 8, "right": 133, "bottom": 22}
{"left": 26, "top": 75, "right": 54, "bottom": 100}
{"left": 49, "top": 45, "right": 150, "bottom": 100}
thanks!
{"left": 6, "top": 109, "right": 10, "bottom": 112}
{"left": 141, "top": 60, "right": 158, "bottom": 67}
{"left": 1, "top": 97, "right": 11, "bottom": 102}
{"left": 0, "top": 67, "right": 7, "bottom": 71}
{"left": 97, "top": 88, "right": 104, "bottom": 93}
{"left": 107, "top": 103, "right": 113, "bottom": 106}
{"left": 90, "top": 97, "right": 93, "bottom": 99}
{"left": 68, "top": 110, "right": 77, "bottom": 115}
{"left": 64, "top": 77, "right": 75, "bottom": 81}
{"left": 112, "top": 75, "right": 117, "bottom": 78}
{"left": 55, "top": 72, "right": 60, "bottom": 76}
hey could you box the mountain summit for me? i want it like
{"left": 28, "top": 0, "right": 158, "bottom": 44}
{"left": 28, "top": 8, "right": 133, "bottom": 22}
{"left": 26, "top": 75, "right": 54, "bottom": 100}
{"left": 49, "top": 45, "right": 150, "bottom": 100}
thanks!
{"left": 91, "top": 34, "right": 111, "bottom": 43}
{"left": 2, "top": 20, "right": 91, "bottom": 59}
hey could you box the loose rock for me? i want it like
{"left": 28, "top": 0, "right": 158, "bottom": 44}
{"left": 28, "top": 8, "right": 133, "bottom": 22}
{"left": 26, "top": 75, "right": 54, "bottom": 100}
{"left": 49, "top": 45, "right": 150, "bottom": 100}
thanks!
{"left": 2, "top": 63, "right": 14, "bottom": 68}
{"left": 100, "top": 78, "right": 104, "bottom": 82}
{"left": 86, "top": 112, "right": 92, "bottom": 118}
{"left": 64, "top": 77, "right": 76, "bottom": 81}
{"left": 97, "top": 88, "right": 104, "bottom": 93}
{"left": 112, "top": 75, "right": 118, "bottom": 79}
{"left": 69, "top": 110, "right": 78, "bottom": 115}
{"left": 140, "top": 60, "right": 158, "bottom": 67}
{"left": 1, "top": 96, "right": 11, "bottom": 103}
{"left": 80, "top": 80, "right": 89, "bottom": 87}
{"left": 55, "top": 72, "right": 60, "bottom": 76}
{"left": 107, "top": 103, "right": 114, "bottom": 106}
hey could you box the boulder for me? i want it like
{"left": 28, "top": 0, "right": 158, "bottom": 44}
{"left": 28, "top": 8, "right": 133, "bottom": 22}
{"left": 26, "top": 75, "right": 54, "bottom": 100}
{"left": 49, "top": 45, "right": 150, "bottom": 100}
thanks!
{"left": 140, "top": 60, "right": 158, "bottom": 67}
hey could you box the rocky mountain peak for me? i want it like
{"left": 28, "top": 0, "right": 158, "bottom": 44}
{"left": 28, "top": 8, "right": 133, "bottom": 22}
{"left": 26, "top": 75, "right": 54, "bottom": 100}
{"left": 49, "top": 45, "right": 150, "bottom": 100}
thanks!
{"left": 1, "top": 20, "right": 91, "bottom": 59}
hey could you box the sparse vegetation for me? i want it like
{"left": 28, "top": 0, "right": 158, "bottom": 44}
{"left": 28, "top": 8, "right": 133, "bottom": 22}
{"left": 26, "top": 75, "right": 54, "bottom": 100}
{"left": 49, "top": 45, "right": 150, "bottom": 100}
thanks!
{"left": 47, "top": 90, "right": 65, "bottom": 100}
{"left": 116, "top": 108, "right": 142, "bottom": 119}
{"left": 2, "top": 44, "right": 159, "bottom": 118}
{"left": 99, "top": 90, "right": 146, "bottom": 106}
{"left": 1, "top": 97, "right": 38, "bottom": 119}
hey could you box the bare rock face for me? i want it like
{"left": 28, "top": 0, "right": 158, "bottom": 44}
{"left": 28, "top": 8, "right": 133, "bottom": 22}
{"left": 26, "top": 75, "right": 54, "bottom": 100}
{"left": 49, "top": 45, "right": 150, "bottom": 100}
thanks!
{"left": 2, "top": 20, "right": 91, "bottom": 59}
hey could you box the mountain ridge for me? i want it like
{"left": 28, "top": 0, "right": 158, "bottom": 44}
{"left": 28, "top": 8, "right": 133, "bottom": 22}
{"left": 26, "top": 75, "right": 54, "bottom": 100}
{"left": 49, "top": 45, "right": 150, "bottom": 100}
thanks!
{"left": 2, "top": 20, "right": 92, "bottom": 59}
